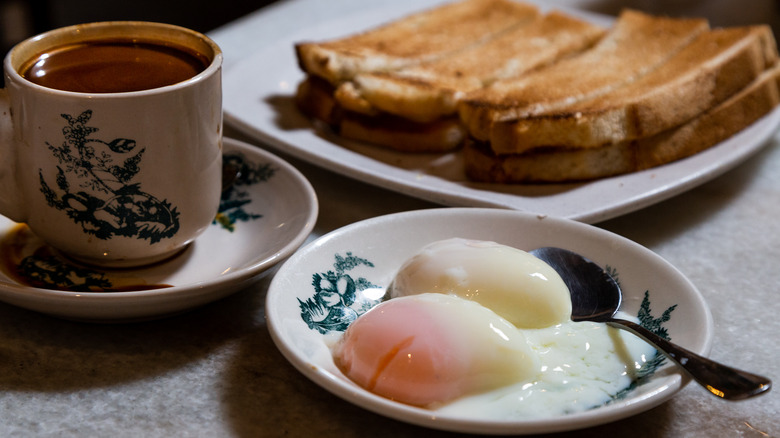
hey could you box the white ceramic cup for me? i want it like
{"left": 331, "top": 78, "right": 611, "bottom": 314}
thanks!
{"left": 0, "top": 22, "right": 223, "bottom": 267}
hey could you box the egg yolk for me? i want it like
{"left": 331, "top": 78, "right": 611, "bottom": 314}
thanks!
{"left": 333, "top": 293, "right": 539, "bottom": 407}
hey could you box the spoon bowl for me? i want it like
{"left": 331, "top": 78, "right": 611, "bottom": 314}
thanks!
{"left": 530, "top": 246, "right": 772, "bottom": 401}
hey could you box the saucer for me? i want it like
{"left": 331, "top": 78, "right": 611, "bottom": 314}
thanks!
{"left": 0, "top": 137, "right": 318, "bottom": 322}
{"left": 266, "top": 208, "right": 712, "bottom": 434}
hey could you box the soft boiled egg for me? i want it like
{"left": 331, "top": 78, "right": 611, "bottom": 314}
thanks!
{"left": 332, "top": 293, "right": 539, "bottom": 407}
{"left": 390, "top": 238, "right": 572, "bottom": 329}
{"left": 332, "top": 239, "right": 658, "bottom": 416}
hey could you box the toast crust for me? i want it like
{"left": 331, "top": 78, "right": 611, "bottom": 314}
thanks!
{"left": 487, "top": 25, "right": 778, "bottom": 154}
{"left": 464, "top": 64, "right": 780, "bottom": 183}
{"left": 459, "top": 9, "right": 710, "bottom": 140}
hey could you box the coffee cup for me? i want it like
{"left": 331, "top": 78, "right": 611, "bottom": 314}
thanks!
{"left": 0, "top": 22, "right": 223, "bottom": 267}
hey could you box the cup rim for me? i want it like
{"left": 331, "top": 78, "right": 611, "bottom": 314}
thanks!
{"left": 3, "top": 21, "right": 223, "bottom": 97}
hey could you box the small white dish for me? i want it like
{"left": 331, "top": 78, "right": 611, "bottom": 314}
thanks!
{"left": 266, "top": 208, "right": 713, "bottom": 435}
{"left": 0, "top": 137, "right": 318, "bottom": 322}
{"left": 222, "top": 0, "right": 780, "bottom": 223}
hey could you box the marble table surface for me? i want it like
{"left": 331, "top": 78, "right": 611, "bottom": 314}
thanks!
{"left": 1, "top": 0, "right": 778, "bottom": 436}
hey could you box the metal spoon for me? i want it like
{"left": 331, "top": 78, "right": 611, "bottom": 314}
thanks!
{"left": 529, "top": 246, "right": 772, "bottom": 401}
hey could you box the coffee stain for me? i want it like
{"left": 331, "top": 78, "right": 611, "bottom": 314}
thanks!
{"left": 0, "top": 224, "right": 173, "bottom": 292}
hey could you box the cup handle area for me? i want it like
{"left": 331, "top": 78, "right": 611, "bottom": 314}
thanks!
{"left": 0, "top": 88, "right": 24, "bottom": 223}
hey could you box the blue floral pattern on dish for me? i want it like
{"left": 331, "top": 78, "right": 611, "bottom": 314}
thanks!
{"left": 213, "top": 152, "right": 274, "bottom": 232}
{"left": 298, "top": 252, "right": 382, "bottom": 333}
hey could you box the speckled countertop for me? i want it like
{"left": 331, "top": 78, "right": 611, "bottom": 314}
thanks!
{"left": 1, "top": 0, "right": 779, "bottom": 436}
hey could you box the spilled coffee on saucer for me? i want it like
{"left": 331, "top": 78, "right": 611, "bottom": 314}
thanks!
{"left": 20, "top": 39, "right": 210, "bottom": 93}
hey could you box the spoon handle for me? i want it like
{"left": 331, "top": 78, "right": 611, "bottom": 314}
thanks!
{"left": 608, "top": 318, "right": 771, "bottom": 400}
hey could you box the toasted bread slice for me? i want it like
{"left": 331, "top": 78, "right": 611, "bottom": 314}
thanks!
{"left": 459, "top": 9, "right": 710, "bottom": 141}
{"left": 295, "top": 75, "right": 466, "bottom": 152}
{"left": 464, "top": 63, "right": 780, "bottom": 183}
{"left": 487, "top": 25, "right": 778, "bottom": 154}
{"left": 337, "top": 11, "right": 607, "bottom": 124}
{"left": 295, "top": 0, "right": 539, "bottom": 85}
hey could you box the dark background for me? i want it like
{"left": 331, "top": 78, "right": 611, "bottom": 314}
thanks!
{"left": 3, "top": 0, "right": 779, "bottom": 88}
{"left": 0, "top": 0, "right": 278, "bottom": 86}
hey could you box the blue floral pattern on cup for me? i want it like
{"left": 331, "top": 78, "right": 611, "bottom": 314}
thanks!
{"left": 39, "top": 110, "right": 180, "bottom": 243}
{"left": 2, "top": 149, "right": 271, "bottom": 292}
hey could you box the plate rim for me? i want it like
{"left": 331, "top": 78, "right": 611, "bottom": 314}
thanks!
{"left": 265, "top": 207, "right": 713, "bottom": 434}
{"left": 0, "top": 137, "right": 319, "bottom": 321}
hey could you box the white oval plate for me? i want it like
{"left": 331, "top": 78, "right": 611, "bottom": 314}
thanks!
{"left": 222, "top": 0, "right": 780, "bottom": 224}
{"left": 266, "top": 208, "right": 713, "bottom": 435}
{"left": 0, "top": 137, "right": 318, "bottom": 322}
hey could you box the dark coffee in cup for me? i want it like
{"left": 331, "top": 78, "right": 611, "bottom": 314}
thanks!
{"left": 20, "top": 39, "right": 210, "bottom": 93}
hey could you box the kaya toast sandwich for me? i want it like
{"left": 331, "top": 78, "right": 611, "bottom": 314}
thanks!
{"left": 296, "top": 0, "right": 540, "bottom": 84}
{"left": 463, "top": 61, "right": 780, "bottom": 182}
{"left": 458, "top": 9, "right": 711, "bottom": 141}
{"left": 483, "top": 24, "right": 779, "bottom": 153}
{"left": 333, "top": 10, "right": 606, "bottom": 151}
{"left": 461, "top": 19, "right": 779, "bottom": 182}
{"left": 295, "top": 0, "right": 605, "bottom": 152}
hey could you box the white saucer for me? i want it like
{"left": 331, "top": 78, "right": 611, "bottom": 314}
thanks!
{"left": 0, "top": 137, "right": 318, "bottom": 322}
{"left": 266, "top": 208, "right": 713, "bottom": 435}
